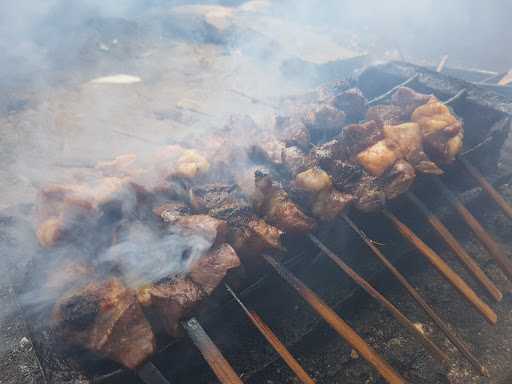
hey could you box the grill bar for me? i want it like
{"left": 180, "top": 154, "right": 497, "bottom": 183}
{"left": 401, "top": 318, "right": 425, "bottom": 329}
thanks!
{"left": 182, "top": 318, "right": 243, "bottom": 384}
{"left": 405, "top": 191, "right": 503, "bottom": 302}
{"left": 136, "top": 362, "right": 172, "bottom": 384}
{"left": 460, "top": 156, "right": 512, "bottom": 221}
{"left": 262, "top": 254, "right": 407, "bottom": 384}
{"left": 225, "top": 284, "right": 316, "bottom": 384}
{"left": 308, "top": 234, "right": 450, "bottom": 367}
{"left": 382, "top": 208, "right": 497, "bottom": 325}
{"left": 432, "top": 176, "right": 512, "bottom": 281}
{"left": 342, "top": 214, "right": 487, "bottom": 375}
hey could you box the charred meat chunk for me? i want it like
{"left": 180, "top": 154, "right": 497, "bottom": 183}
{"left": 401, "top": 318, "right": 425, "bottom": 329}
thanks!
{"left": 274, "top": 116, "right": 310, "bottom": 150}
{"left": 303, "top": 104, "right": 346, "bottom": 143}
{"left": 282, "top": 146, "right": 315, "bottom": 176}
{"left": 189, "top": 243, "right": 240, "bottom": 295}
{"left": 53, "top": 278, "right": 155, "bottom": 369}
{"left": 311, "top": 188, "right": 353, "bottom": 221}
{"left": 412, "top": 98, "right": 464, "bottom": 164}
{"left": 351, "top": 175, "right": 386, "bottom": 212}
{"left": 138, "top": 275, "right": 205, "bottom": 337}
{"left": 383, "top": 159, "right": 416, "bottom": 200}
{"left": 342, "top": 120, "right": 384, "bottom": 156}
{"left": 331, "top": 88, "right": 368, "bottom": 122}
{"left": 391, "top": 86, "right": 432, "bottom": 119}
{"left": 191, "top": 184, "right": 283, "bottom": 256}
{"left": 383, "top": 122, "right": 443, "bottom": 175}
{"left": 254, "top": 171, "right": 316, "bottom": 235}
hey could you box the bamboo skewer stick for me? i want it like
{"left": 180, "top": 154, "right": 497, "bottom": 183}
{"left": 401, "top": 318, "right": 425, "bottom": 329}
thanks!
{"left": 262, "top": 254, "right": 407, "bottom": 384}
{"left": 405, "top": 192, "right": 503, "bottom": 302}
{"left": 436, "top": 55, "right": 449, "bottom": 73}
{"left": 225, "top": 285, "right": 316, "bottom": 384}
{"left": 432, "top": 176, "right": 512, "bottom": 281}
{"left": 342, "top": 214, "right": 488, "bottom": 376}
{"left": 182, "top": 318, "right": 243, "bottom": 384}
{"left": 460, "top": 157, "right": 512, "bottom": 221}
{"left": 382, "top": 209, "right": 497, "bottom": 326}
{"left": 307, "top": 234, "right": 450, "bottom": 367}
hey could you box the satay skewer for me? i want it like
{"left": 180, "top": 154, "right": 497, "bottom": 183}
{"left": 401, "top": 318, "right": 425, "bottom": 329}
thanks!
{"left": 432, "top": 176, "right": 512, "bottom": 281}
{"left": 307, "top": 234, "right": 450, "bottom": 367}
{"left": 225, "top": 284, "right": 316, "bottom": 384}
{"left": 382, "top": 208, "right": 497, "bottom": 326}
{"left": 182, "top": 318, "right": 243, "bottom": 384}
{"left": 405, "top": 191, "right": 503, "bottom": 302}
{"left": 459, "top": 157, "right": 512, "bottom": 221}
{"left": 262, "top": 254, "right": 407, "bottom": 384}
{"left": 342, "top": 214, "right": 488, "bottom": 376}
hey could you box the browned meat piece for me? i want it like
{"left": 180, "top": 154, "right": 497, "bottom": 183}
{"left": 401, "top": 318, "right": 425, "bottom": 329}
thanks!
{"left": 352, "top": 175, "right": 386, "bottom": 212}
{"left": 311, "top": 188, "right": 353, "bottom": 221}
{"left": 191, "top": 184, "right": 284, "bottom": 257}
{"left": 254, "top": 171, "right": 316, "bottom": 235}
{"left": 331, "top": 88, "right": 368, "bottom": 122}
{"left": 167, "top": 214, "right": 228, "bottom": 248}
{"left": 356, "top": 139, "right": 400, "bottom": 177}
{"left": 366, "top": 104, "right": 405, "bottom": 125}
{"left": 294, "top": 167, "right": 332, "bottom": 193}
{"left": 281, "top": 146, "right": 315, "bottom": 176}
{"left": 274, "top": 116, "right": 310, "bottom": 150}
{"left": 303, "top": 104, "right": 346, "bottom": 143}
{"left": 153, "top": 202, "right": 191, "bottom": 223}
{"left": 248, "top": 138, "right": 287, "bottom": 166}
{"left": 138, "top": 275, "right": 204, "bottom": 337}
{"left": 52, "top": 278, "right": 155, "bottom": 369}
{"left": 228, "top": 216, "right": 284, "bottom": 256}
{"left": 189, "top": 243, "right": 240, "bottom": 295}
{"left": 383, "top": 160, "right": 416, "bottom": 200}
{"left": 342, "top": 120, "right": 384, "bottom": 156}
{"left": 412, "top": 98, "right": 464, "bottom": 164}
{"left": 383, "top": 122, "right": 443, "bottom": 175}
{"left": 391, "top": 86, "right": 432, "bottom": 119}
{"left": 36, "top": 179, "right": 134, "bottom": 248}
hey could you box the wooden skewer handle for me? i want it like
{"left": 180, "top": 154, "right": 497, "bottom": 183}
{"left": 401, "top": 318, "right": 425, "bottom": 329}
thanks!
{"left": 406, "top": 192, "right": 502, "bottom": 302}
{"left": 263, "top": 254, "right": 407, "bottom": 384}
{"left": 382, "top": 209, "right": 497, "bottom": 326}
{"left": 183, "top": 318, "right": 243, "bottom": 384}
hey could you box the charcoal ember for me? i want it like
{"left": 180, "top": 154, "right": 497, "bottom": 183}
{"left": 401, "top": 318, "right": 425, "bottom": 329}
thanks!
{"left": 366, "top": 104, "right": 405, "bottom": 125}
{"left": 331, "top": 87, "right": 368, "bottom": 122}
{"left": 52, "top": 278, "right": 155, "bottom": 369}
{"left": 189, "top": 243, "right": 240, "bottom": 295}
{"left": 138, "top": 275, "right": 205, "bottom": 337}
{"left": 274, "top": 116, "right": 310, "bottom": 150}
{"left": 281, "top": 146, "right": 315, "bottom": 176}
{"left": 342, "top": 120, "right": 384, "bottom": 156}
{"left": 302, "top": 103, "right": 346, "bottom": 143}
{"left": 254, "top": 170, "right": 316, "bottom": 235}
{"left": 382, "top": 159, "right": 416, "bottom": 200}
{"left": 391, "top": 86, "right": 432, "bottom": 119}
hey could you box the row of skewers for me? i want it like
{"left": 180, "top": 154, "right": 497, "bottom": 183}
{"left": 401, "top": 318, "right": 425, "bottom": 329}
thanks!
{"left": 31, "top": 75, "right": 512, "bottom": 384}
